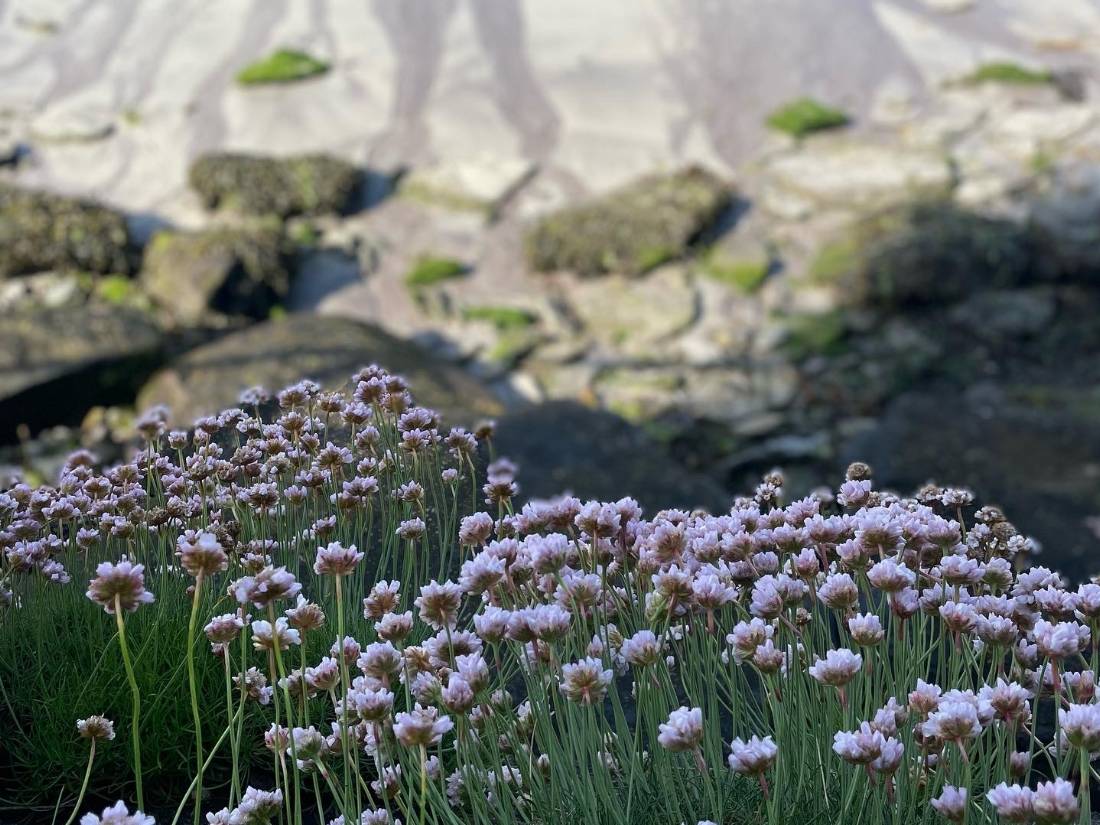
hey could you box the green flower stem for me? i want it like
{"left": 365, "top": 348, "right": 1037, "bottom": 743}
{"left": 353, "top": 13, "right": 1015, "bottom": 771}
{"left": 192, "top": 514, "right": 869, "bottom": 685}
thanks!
{"left": 62, "top": 740, "right": 96, "bottom": 825}
{"left": 113, "top": 594, "right": 144, "bottom": 811}
{"left": 185, "top": 571, "right": 205, "bottom": 825}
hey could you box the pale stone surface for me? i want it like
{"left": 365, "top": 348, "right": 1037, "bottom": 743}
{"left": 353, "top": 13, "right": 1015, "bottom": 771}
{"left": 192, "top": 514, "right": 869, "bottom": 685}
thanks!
{"left": 399, "top": 155, "right": 536, "bottom": 213}
{"left": 763, "top": 141, "right": 952, "bottom": 208}
{"left": 569, "top": 267, "right": 699, "bottom": 357}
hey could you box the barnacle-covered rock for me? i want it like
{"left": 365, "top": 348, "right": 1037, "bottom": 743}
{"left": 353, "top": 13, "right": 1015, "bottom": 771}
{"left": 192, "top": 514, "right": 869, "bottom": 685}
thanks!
{"left": 140, "top": 226, "right": 289, "bottom": 324}
{"left": 0, "top": 184, "right": 131, "bottom": 278}
{"left": 0, "top": 302, "right": 163, "bottom": 440}
{"left": 137, "top": 313, "right": 502, "bottom": 426}
{"left": 810, "top": 200, "right": 1039, "bottom": 308}
{"left": 524, "top": 167, "right": 731, "bottom": 277}
{"left": 188, "top": 152, "right": 361, "bottom": 218}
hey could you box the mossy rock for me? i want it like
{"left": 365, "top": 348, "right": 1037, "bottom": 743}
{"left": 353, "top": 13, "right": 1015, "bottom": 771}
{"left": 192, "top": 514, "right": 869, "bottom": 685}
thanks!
{"left": 809, "top": 200, "right": 1039, "bottom": 309}
{"left": 237, "top": 49, "right": 329, "bottom": 86}
{"left": 0, "top": 184, "right": 131, "bottom": 279}
{"left": 188, "top": 152, "right": 360, "bottom": 218}
{"left": 766, "top": 98, "right": 850, "bottom": 138}
{"left": 138, "top": 314, "right": 502, "bottom": 427}
{"left": 140, "top": 226, "right": 289, "bottom": 324}
{"left": 525, "top": 166, "right": 731, "bottom": 277}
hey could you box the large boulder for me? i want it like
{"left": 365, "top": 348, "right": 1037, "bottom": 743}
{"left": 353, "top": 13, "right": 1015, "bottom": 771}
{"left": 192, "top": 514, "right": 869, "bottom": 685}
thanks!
{"left": 525, "top": 167, "right": 731, "bottom": 277}
{"left": 140, "top": 226, "right": 289, "bottom": 324}
{"left": 0, "top": 184, "right": 131, "bottom": 278}
{"left": 188, "top": 152, "right": 361, "bottom": 218}
{"left": 492, "top": 401, "right": 729, "bottom": 514}
{"left": 810, "top": 200, "right": 1040, "bottom": 309}
{"left": 137, "top": 314, "right": 503, "bottom": 427}
{"left": 0, "top": 302, "right": 163, "bottom": 440}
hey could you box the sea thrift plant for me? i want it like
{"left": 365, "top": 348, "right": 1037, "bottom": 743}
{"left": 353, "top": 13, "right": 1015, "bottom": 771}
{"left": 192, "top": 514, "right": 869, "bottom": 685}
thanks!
{"left": 0, "top": 366, "right": 1095, "bottom": 825}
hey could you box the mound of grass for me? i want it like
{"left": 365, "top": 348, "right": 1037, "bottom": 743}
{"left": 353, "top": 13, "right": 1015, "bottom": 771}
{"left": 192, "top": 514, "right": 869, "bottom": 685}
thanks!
{"left": 961, "top": 61, "right": 1052, "bottom": 86}
{"left": 404, "top": 255, "right": 467, "bottom": 289}
{"left": 766, "top": 97, "right": 849, "bottom": 138}
{"left": 236, "top": 49, "right": 329, "bottom": 86}
{"left": 700, "top": 253, "right": 770, "bottom": 293}
{"left": 461, "top": 305, "right": 538, "bottom": 331}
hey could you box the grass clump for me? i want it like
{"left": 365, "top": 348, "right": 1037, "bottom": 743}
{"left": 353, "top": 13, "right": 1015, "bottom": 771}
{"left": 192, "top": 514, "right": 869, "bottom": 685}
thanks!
{"left": 404, "top": 255, "right": 467, "bottom": 289}
{"left": 462, "top": 305, "right": 538, "bottom": 331}
{"left": 961, "top": 61, "right": 1052, "bottom": 86}
{"left": 766, "top": 97, "right": 849, "bottom": 138}
{"left": 94, "top": 274, "right": 138, "bottom": 305}
{"left": 236, "top": 49, "right": 329, "bottom": 86}
{"left": 701, "top": 253, "right": 770, "bottom": 293}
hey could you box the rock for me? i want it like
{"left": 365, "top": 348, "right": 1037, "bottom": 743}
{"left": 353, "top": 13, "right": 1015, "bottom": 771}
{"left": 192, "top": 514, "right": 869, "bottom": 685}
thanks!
{"left": 844, "top": 380, "right": 1100, "bottom": 581}
{"left": 0, "top": 271, "right": 82, "bottom": 312}
{"left": 0, "top": 302, "right": 163, "bottom": 440}
{"left": 948, "top": 288, "right": 1056, "bottom": 340}
{"left": 399, "top": 155, "right": 536, "bottom": 216}
{"left": 919, "top": 0, "right": 976, "bottom": 12}
{"left": 569, "top": 266, "right": 699, "bottom": 356}
{"left": 188, "top": 153, "right": 361, "bottom": 218}
{"left": 1029, "top": 163, "right": 1100, "bottom": 279}
{"left": 137, "top": 314, "right": 503, "bottom": 427}
{"left": 808, "top": 200, "right": 1039, "bottom": 308}
{"left": 491, "top": 401, "right": 729, "bottom": 514}
{"left": 30, "top": 100, "right": 115, "bottom": 143}
{"left": 763, "top": 141, "right": 952, "bottom": 210}
{"left": 525, "top": 167, "right": 731, "bottom": 277}
{"left": 140, "top": 226, "right": 289, "bottom": 324}
{"left": 0, "top": 124, "right": 22, "bottom": 166}
{"left": 0, "top": 184, "right": 132, "bottom": 278}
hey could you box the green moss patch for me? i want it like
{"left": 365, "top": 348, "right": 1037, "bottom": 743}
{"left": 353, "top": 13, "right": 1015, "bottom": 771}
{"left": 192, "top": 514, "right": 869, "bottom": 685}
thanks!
{"left": 237, "top": 49, "right": 330, "bottom": 86}
{"left": 766, "top": 98, "right": 850, "bottom": 138}
{"left": 404, "top": 256, "right": 467, "bottom": 289}
{"left": 462, "top": 305, "right": 538, "bottom": 331}
{"left": 780, "top": 310, "right": 849, "bottom": 359}
{"left": 701, "top": 253, "right": 770, "bottom": 293}
{"left": 961, "top": 62, "right": 1052, "bottom": 86}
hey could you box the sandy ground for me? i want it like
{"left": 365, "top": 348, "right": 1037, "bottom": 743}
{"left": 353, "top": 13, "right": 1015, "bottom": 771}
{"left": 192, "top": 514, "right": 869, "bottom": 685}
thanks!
{"left": 1, "top": 0, "right": 1098, "bottom": 224}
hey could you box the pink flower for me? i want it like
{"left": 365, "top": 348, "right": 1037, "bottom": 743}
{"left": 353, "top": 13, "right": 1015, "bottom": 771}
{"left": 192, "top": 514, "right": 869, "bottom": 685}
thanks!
{"left": 658, "top": 707, "right": 703, "bottom": 752}
{"left": 1031, "top": 778, "right": 1078, "bottom": 824}
{"left": 559, "top": 657, "right": 612, "bottom": 705}
{"left": 986, "top": 783, "right": 1034, "bottom": 823}
{"left": 809, "top": 649, "right": 862, "bottom": 688}
{"left": 728, "top": 735, "right": 777, "bottom": 775}
{"left": 930, "top": 786, "right": 967, "bottom": 822}
{"left": 313, "top": 541, "right": 363, "bottom": 576}
{"left": 79, "top": 801, "right": 154, "bottom": 825}
{"left": 393, "top": 704, "right": 453, "bottom": 748}
{"left": 86, "top": 560, "right": 154, "bottom": 614}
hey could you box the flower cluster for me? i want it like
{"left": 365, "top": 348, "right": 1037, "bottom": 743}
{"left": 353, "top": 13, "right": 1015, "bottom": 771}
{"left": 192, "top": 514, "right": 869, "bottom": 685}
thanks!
{"left": 2, "top": 366, "right": 1093, "bottom": 825}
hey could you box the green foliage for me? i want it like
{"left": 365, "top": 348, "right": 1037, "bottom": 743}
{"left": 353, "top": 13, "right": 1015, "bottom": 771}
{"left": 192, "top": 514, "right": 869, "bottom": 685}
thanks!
{"left": 701, "top": 253, "right": 770, "bottom": 293}
{"left": 766, "top": 98, "right": 849, "bottom": 138}
{"left": 236, "top": 49, "right": 329, "bottom": 86}
{"left": 462, "top": 305, "right": 538, "bottom": 331}
{"left": 404, "top": 255, "right": 467, "bottom": 289}
{"left": 962, "top": 61, "right": 1052, "bottom": 86}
